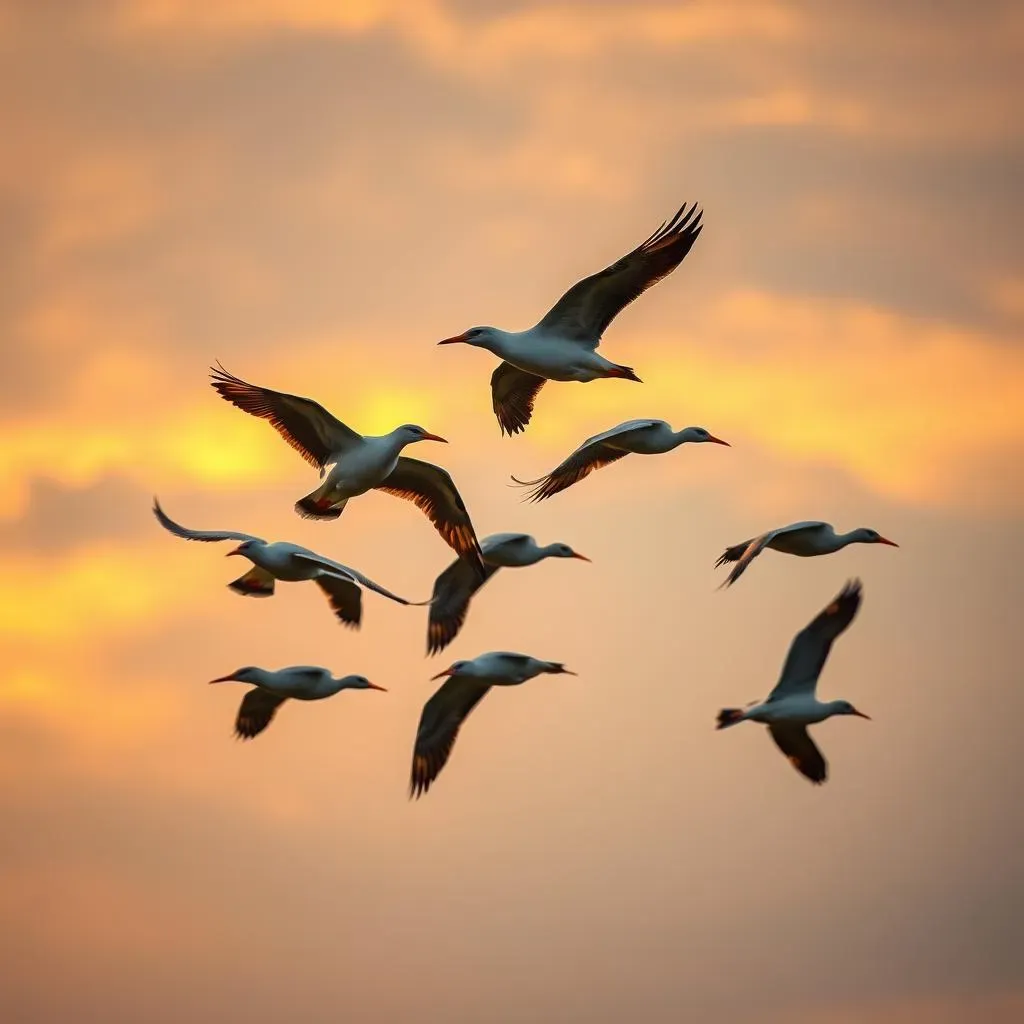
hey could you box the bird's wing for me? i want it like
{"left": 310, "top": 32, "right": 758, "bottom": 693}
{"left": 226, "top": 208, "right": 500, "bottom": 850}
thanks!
{"left": 209, "top": 363, "right": 360, "bottom": 471}
{"left": 768, "top": 724, "right": 828, "bottom": 784}
{"left": 715, "top": 522, "right": 828, "bottom": 574}
{"left": 375, "top": 457, "right": 485, "bottom": 573}
{"left": 490, "top": 362, "right": 547, "bottom": 436}
{"left": 410, "top": 677, "right": 492, "bottom": 798}
{"left": 235, "top": 689, "right": 288, "bottom": 740}
{"left": 536, "top": 203, "right": 703, "bottom": 345}
{"left": 152, "top": 498, "right": 261, "bottom": 544}
{"left": 509, "top": 429, "right": 639, "bottom": 502}
{"left": 427, "top": 558, "right": 501, "bottom": 656}
{"left": 768, "top": 579, "right": 863, "bottom": 700}
{"left": 313, "top": 574, "right": 363, "bottom": 628}
{"left": 290, "top": 552, "right": 427, "bottom": 608}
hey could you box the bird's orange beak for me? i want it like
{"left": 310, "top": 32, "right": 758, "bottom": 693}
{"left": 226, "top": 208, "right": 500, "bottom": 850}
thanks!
{"left": 208, "top": 672, "right": 238, "bottom": 684}
{"left": 851, "top": 709, "right": 871, "bottom": 720}
{"left": 226, "top": 546, "right": 244, "bottom": 557}
{"left": 430, "top": 668, "right": 456, "bottom": 680}
{"left": 707, "top": 435, "right": 731, "bottom": 446}
{"left": 571, "top": 552, "right": 591, "bottom": 562}
{"left": 366, "top": 682, "right": 388, "bottom": 692}
{"left": 876, "top": 536, "right": 899, "bottom": 547}
{"left": 421, "top": 432, "right": 448, "bottom": 443}
{"left": 438, "top": 333, "right": 468, "bottom": 346}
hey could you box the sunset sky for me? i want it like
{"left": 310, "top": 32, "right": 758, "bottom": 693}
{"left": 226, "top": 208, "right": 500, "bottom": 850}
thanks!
{"left": 2, "top": 2, "right": 1023, "bottom": 1021}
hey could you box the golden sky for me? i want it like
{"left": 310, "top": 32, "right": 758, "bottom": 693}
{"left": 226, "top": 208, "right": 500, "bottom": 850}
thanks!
{"left": 2, "top": 2, "right": 1023, "bottom": 1021}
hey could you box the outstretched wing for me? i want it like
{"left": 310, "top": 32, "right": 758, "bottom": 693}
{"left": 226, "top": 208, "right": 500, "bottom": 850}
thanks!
{"left": 410, "top": 678, "right": 492, "bottom": 798}
{"left": 768, "top": 579, "right": 863, "bottom": 700}
{"left": 427, "top": 558, "right": 501, "bottom": 655}
{"left": 536, "top": 203, "right": 703, "bottom": 345}
{"left": 313, "top": 574, "right": 363, "bottom": 628}
{"left": 290, "top": 552, "right": 427, "bottom": 609}
{"left": 376, "top": 458, "right": 485, "bottom": 573}
{"left": 210, "top": 363, "right": 360, "bottom": 471}
{"left": 490, "top": 362, "right": 547, "bottom": 436}
{"left": 769, "top": 724, "right": 828, "bottom": 784}
{"left": 152, "top": 498, "right": 260, "bottom": 544}
{"left": 235, "top": 689, "right": 288, "bottom": 740}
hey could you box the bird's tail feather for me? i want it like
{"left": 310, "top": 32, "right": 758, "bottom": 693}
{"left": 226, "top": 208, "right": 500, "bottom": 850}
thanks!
{"left": 294, "top": 494, "right": 347, "bottom": 521}
{"left": 716, "top": 707, "right": 745, "bottom": 730}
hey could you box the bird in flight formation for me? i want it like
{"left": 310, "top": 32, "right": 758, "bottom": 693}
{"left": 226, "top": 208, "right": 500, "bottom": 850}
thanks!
{"left": 158, "top": 200, "right": 897, "bottom": 791}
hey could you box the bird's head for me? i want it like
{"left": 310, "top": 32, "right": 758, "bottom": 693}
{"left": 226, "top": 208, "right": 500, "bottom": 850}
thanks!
{"left": 835, "top": 700, "right": 871, "bottom": 720}
{"left": 854, "top": 527, "right": 899, "bottom": 547}
{"left": 395, "top": 424, "right": 448, "bottom": 446}
{"left": 209, "top": 666, "right": 260, "bottom": 684}
{"left": 438, "top": 326, "right": 498, "bottom": 349}
{"left": 226, "top": 539, "right": 260, "bottom": 558}
{"left": 430, "top": 660, "right": 472, "bottom": 680}
{"left": 341, "top": 674, "right": 388, "bottom": 693}
{"left": 681, "top": 426, "right": 731, "bottom": 446}
{"left": 550, "top": 542, "right": 591, "bottom": 562}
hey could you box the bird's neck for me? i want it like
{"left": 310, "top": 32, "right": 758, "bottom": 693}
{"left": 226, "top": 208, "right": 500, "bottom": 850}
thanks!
{"left": 483, "top": 328, "right": 524, "bottom": 357}
{"left": 538, "top": 543, "right": 562, "bottom": 560}
{"left": 832, "top": 530, "right": 859, "bottom": 548}
{"left": 669, "top": 428, "right": 695, "bottom": 448}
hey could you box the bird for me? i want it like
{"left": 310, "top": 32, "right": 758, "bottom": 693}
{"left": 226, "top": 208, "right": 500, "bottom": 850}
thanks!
{"left": 426, "top": 534, "right": 590, "bottom": 655}
{"left": 209, "top": 364, "right": 485, "bottom": 573}
{"left": 409, "top": 652, "right": 576, "bottom": 798}
{"left": 511, "top": 419, "right": 729, "bottom": 502}
{"left": 208, "top": 665, "right": 386, "bottom": 739}
{"left": 437, "top": 203, "right": 703, "bottom": 434}
{"left": 715, "top": 579, "right": 870, "bottom": 784}
{"left": 715, "top": 521, "right": 898, "bottom": 588}
{"left": 153, "top": 498, "right": 427, "bottom": 627}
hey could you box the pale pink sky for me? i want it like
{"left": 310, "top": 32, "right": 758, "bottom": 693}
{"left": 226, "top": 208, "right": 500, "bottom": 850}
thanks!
{"left": 1, "top": 2, "right": 1023, "bottom": 1022}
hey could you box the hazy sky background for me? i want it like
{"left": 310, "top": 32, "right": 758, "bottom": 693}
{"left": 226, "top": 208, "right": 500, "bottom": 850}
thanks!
{"left": 2, "top": 2, "right": 1023, "bottom": 1021}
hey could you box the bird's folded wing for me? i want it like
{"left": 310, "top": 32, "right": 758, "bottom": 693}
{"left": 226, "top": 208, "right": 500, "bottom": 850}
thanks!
{"left": 427, "top": 558, "right": 500, "bottom": 656}
{"left": 210, "top": 363, "right": 361, "bottom": 470}
{"left": 768, "top": 579, "right": 863, "bottom": 700}
{"left": 410, "top": 678, "right": 492, "bottom": 798}
{"left": 152, "top": 498, "right": 261, "bottom": 544}
{"left": 769, "top": 724, "right": 828, "bottom": 784}
{"left": 313, "top": 574, "right": 363, "bottom": 628}
{"left": 235, "top": 689, "right": 288, "bottom": 740}
{"left": 535, "top": 203, "right": 703, "bottom": 345}
{"left": 719, "top": 530, "right": 778, "bottom": 588}
{"left": 375, "top": 457, "right": 485, "bottom": 572}
{"left": 490, "top": 362, "right": 547, "bottom": 436}
{"left": 511, "top": 440, "right": 630, "bottom": 502}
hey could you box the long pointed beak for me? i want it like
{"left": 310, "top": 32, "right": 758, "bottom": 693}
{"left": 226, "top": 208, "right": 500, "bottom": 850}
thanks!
{"left": 430, "top": 668, "right": 456, "bottom": 680}
{"left": 421, "top": 432, "right": 448, "bottom": 443}
{"left": 707, "top": 435, "right": 731, "bottom": 446}
{"left": 877, "top": 537, "right": 899, "bottom": 547}
{"left": 437, "top": 333, "right": 468, "bottom": 346}
{"left": 366, "top": 682, "right": 388, "bottom": 692}
{"left": 208, "top": 673, "right": 237, "bottom": 684}
{"left": 225, "top": 546, "right": 244, "bottom": 557}
{"left": 571, "top": 552, "right": 591, "bottom": 562}
{"left": 852, "top": 710, "right": 872, "bottom": 720}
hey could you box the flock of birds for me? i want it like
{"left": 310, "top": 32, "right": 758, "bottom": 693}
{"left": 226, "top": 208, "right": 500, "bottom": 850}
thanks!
{"left": 154, "top": 201, "right": 898, "bottom": 795}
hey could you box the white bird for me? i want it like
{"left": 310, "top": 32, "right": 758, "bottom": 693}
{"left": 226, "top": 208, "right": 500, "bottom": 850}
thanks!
{"left": 512, "top": 419, "right": 729, "bottom": 502}
{"left": 208, "top": 665, "right": 386, "bottom": 739}
{"left": 716, "top": 579, "right": 870, "bottom": 784}
{"left": 427, "top": 534, "right": 590, "bottom": 655}
{"left": 716, "top": 521, "right": 898, "bottom": 588}
{"left": 210, "top": 365, "right": 485, "bottom": 572}
{"left": 410, "top": 652, "right": 576, "bottom": 798}
{"left": 437, "top": 203, "right": 703, "bottom": 434}
{"left": 153, "top": 498, "right": 426, "bottom": 627}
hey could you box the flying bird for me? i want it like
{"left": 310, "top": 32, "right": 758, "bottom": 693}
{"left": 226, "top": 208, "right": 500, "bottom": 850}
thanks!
{"left": 208, "top": 665, "right": 386, "bottom": 739}
{"left": 209, "top": 364, "right": 485, "bottom": 573}
{"left": 153, "top": 498, "right": 426, "bottom": 627}
{"left": 438, "top": 203, "right": 703, "bottom": 434}
{"left": 716, "top": 579, "right": 870, "bottom": 784}
{"left": 410, "top": 652, "right": 576, "bottom": 798}
{"left": 511, "top": 419, "right": 728, "bottom": 502}
{"left": 427, "top": 534, "right": 590, "bottom": 655}
{"left": 716, "top": 521, "right": 898, "bottom": 588}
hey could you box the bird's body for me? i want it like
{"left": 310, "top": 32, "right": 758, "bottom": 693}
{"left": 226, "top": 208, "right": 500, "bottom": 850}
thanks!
{"left": 512, "top": 419, "right": 729, "bottom": 502}
{"left": 438, "top": 203, "right": 704, "bottom": 434}
{"left": 208, "top": 665, "right": 386, "bottom": 739}
{"left": 427, "top": 534, "right": 589, "bottom": 654}
{"left": 716, "top": 521, "right": 898, "bottom": 588}
{"left": 716, "top": 579, "right": 871, "bottom": 784}
{"left": 409, "top": 652, "right": 575, "bottom": 797}
{"left": 153, "top": 498, "right": 425, "bottom": 626}
{"left": 209, "top": 365, "right": 484, "bottom": 572}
